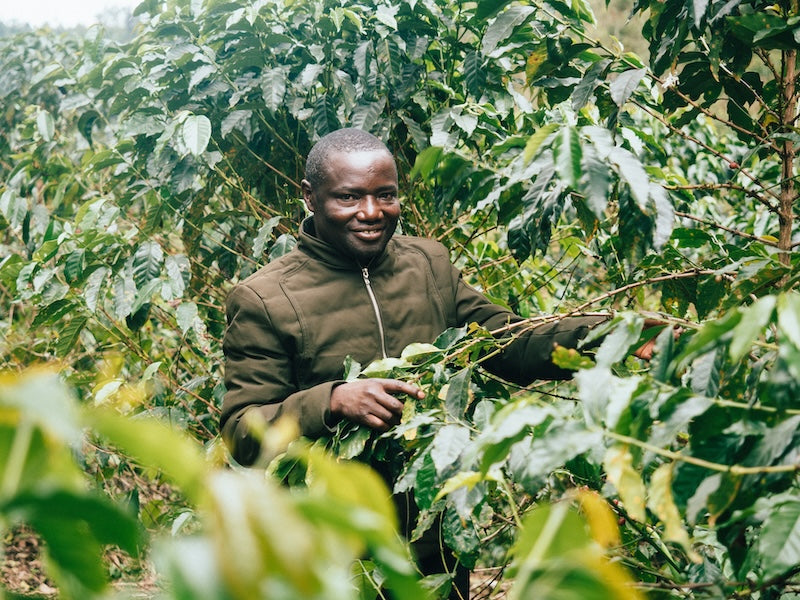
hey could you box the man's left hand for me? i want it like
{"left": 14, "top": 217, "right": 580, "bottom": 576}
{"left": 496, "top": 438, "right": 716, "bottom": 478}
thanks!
{"left": 634, "top": 318, "right": 682, "bottom": 360}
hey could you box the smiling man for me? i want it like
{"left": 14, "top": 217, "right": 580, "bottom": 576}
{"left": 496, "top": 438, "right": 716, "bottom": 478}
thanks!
{"left": 220, "top": 128, "right": 610, "bottom": 598}
{"left": 302, "top": 141, "right": 400, "bottom": 264}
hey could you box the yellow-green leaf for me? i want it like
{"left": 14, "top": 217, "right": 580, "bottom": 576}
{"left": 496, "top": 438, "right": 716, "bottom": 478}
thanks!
{"left": 603, "top": 445, "right": 646, "bottom": 522}
{"left": 576, "top": 490, "right": 620, "bottom": 548}
{"left": 523, "top": 123, "right": 559, "bottom": 164}
{"left": 86, "top": 409, "right": 208, "bottom": 502}
{"left": 648, "top": 463, "right": 701, "bottom": 562}
{"left": 434, "top": 471, "right": 485, "bottom": 502}
{"left": 552, "top": 344, "right": 595, "bottom": 370}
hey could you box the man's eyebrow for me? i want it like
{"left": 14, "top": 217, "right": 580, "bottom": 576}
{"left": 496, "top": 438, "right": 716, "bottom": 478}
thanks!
{"left": 332, "top": 184, "right": 398, "bottom": 193}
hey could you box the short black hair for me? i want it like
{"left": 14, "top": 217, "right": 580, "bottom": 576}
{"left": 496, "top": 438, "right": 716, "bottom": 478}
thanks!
{"left": 304, "top": 128, "right": 393, "bottom": 188}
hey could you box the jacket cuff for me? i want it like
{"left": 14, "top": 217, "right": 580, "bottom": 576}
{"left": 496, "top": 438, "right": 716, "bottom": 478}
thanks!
{"left": 278, "top": 379, "right": 343, "bottom": 439}
{"left": 222, "top": 380, "right": 345, "bottom": 466}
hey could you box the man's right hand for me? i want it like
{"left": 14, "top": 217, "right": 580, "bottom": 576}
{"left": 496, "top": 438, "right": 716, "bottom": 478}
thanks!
{"left": 330, "top": 378, "right": 424, "bottom": 431}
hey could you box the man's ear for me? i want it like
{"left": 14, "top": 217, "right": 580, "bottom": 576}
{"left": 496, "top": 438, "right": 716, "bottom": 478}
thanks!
{"left": 301, "top": 179, "right": 316, "bottom": 213}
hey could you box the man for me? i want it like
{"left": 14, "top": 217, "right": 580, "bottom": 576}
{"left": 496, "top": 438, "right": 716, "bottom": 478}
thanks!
{"left": 221, "top": 128, "right": 610, "bottom": 598}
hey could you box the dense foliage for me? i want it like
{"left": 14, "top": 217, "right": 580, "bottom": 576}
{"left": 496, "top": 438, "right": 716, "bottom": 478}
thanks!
{"left": 1, "top": 0, "right": 798, "bottom": 598}
{"left": 0, "top": 370, "right": 424, "bottom": 599}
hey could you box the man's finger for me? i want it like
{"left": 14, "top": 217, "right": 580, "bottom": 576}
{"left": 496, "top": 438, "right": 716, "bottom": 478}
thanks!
{"left": 363, "top": 413, "right": 392, "bottom": 431}
{"left": 369, "top": 403, "right": 398, "bottom": 423}
{"left": 633, "top": 338, "right": 656, "bottom": 360}
{"left": 376, "top": 378, "right": 425, "bottom": 399}
{"left": 375, "top": 392, "right": 405, "bottom": 415}
{"left": 642, "top": 318, "right": 665, "bottom": 329}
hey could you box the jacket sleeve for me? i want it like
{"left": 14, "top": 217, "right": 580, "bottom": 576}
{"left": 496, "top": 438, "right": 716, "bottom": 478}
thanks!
{"left": 220, "top": 283, "right": 337, "bottom": 465}
{"left": 450, "top": 265, "right": 608, "bottom": 384}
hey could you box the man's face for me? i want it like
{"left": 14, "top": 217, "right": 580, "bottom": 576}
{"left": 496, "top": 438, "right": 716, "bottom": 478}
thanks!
{"left": 302, "top": 149, "right": 400, "bottom": 265}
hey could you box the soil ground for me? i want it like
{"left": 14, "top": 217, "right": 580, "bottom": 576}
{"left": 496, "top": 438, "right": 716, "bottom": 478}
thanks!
{"left": 1, "top": 526, "right": 158, "bottom": 599}
{"left": 2, "top": 526, "right": 505, "bottom": 598}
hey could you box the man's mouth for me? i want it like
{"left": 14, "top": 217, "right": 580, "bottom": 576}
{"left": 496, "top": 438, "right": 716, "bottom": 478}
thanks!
{"left": 352, "top": 228, "right": 384, "bottom": 242}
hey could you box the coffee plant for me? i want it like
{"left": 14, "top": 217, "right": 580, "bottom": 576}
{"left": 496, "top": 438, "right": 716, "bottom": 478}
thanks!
{"left": 1, "top": 0, "right": 798, "bottom": 597}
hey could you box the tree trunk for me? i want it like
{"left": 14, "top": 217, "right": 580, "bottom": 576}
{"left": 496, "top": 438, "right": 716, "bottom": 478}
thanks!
{"left": 778, "top": 45, "right": 797, "bottom": 271}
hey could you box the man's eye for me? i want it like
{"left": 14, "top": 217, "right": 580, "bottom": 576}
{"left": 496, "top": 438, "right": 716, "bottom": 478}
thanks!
{"left": 339, "top": 194, "right": 358, "bottom": 201}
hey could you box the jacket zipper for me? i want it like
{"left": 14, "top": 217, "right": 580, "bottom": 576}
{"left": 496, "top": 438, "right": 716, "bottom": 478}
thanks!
{"left": 361, "top": 267, "right": 388, "bottom": 359}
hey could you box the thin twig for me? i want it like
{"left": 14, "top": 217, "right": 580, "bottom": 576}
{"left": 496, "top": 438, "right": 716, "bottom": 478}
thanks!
{"left": 607, "top": 431, "right": 800, "bottom": 475}
{"left": 674, "top": 210, "right": 778, "bottom": 246}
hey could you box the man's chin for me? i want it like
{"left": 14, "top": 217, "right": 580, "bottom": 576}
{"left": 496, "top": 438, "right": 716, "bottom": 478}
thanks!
{"left": 349, "top": 244, "right": 386, "bottom": 266}
{"left": 343, "top": 237, "right": 390, "bottom": 264}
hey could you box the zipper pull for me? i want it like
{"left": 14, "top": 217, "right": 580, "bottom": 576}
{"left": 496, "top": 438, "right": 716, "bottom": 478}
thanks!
{"left": 361, "top": 266, "right": 388, "bottom": 359}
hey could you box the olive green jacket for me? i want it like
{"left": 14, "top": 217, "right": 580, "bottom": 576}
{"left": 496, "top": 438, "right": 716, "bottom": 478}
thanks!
{"left": 221, "top": 220, "right": 605, "bottom": 464}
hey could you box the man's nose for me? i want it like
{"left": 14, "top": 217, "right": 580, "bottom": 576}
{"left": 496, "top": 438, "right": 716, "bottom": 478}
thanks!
{"left": 358, "top": 196, "right": 381, "bottom": 219}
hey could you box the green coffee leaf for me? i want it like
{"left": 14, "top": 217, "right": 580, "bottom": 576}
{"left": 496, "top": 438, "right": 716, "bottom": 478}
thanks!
{"left": 375, "top": 4, "right": 398, "bottom": 30}
{"left": 610, "top": 68, "right": 647, "bottom": 107}
{"left": 609, "top": 146, "right": 650, "bottom": 211}
{"left": 0, "top": 189, "right": 27, "bottom": 229}
{"left": 181, "top": 114, "right": 212, "bottom": 156}
{"left": 36, "top": 109, "right": 55, "bottom": 141}
{"left": 511, "top": 502, "right": 585, "bottom": 566}
{"left": 268, "top": 233, "right": 296, "bottom": 261}
{"left": 758, "top": 498, "right": 800, "bottom": 581}
{"left": 730, "top": 295, "right": 776, "bottom": 362}
{"left": 113, "top": 270, "right": 136, "bottom": 319}
{"left": 430, "top": 424, "right": 470, "bottom": 476}
{"left": 581, "top": 142, "right": 610, "bottom": 217}
{"left": 63, "top": 248, "right": 86, "bottom": 284}
{"left": 84, "top": 266, "right": 109, "bottom": 312}
{"left": 342, "top": 355, "right": 362, "bottom": 381}
{"left": 595, "top": 314, "right": 643, "bottom": 367}
{"left": 553, "top": 125, "right": 582, "bottom": 188}
{"left": 261, "top": 67, "right": 287, "bottom": 113}
{"left": 434, "top": 471, "right": 486, "bottom": 502}
{"left": 691, "top": 0, "right": 709, "bottom": 27}
{"left": 361, "top": 357, "right": 408, "bottom": 377}
{"left": 31, "top": 298, "right": 75, "bottom": 328}
{"left": 176, "top": 302, "right": 199, "bottom": 335}
{"left": 442, "top": 505, "right": 480, "bottom": 567}
{"left": 132, "top": 241, "right": 164, "bottom": 288}
{"left": 164, "top": 254, "right": 190, "bottom": 300}
{"left": 335, "top": 423, "right": 371, "bottom": 459}
{"left": 572, "top": 58, "right": 610, "bottom": 111}
{"left": 481, "top": 5, "right": 535, "bottom": 56}
{"left": 444, "top": 367, "right": 471, "bottom": 417}
{"left": 777, "top": 292, "right": 800, "bottom": 348}
{"left": 56, "top": 315, "right": 88, "bottom": 358}
{"left": 576, "top": 366, "right": 640, "bottom": 430}
{"left": 651, "top": 183, "right": 675, "bottom": 249}
{"left": 400, "top": 342, "right": 440, "bottom": 362}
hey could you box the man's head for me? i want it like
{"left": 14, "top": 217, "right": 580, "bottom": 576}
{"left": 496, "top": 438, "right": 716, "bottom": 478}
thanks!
{"left": 302, "top": 128, "right": 400, "bottom": 265}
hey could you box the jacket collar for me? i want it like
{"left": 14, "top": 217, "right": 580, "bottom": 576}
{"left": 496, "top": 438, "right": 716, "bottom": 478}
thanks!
{"left": 297, "top": 217, "right": 393, "bottom": 271}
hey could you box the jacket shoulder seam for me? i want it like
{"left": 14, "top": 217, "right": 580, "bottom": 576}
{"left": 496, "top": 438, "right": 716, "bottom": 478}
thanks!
{"left": 393, "top": 238, "right": 450, "bottom": 316}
